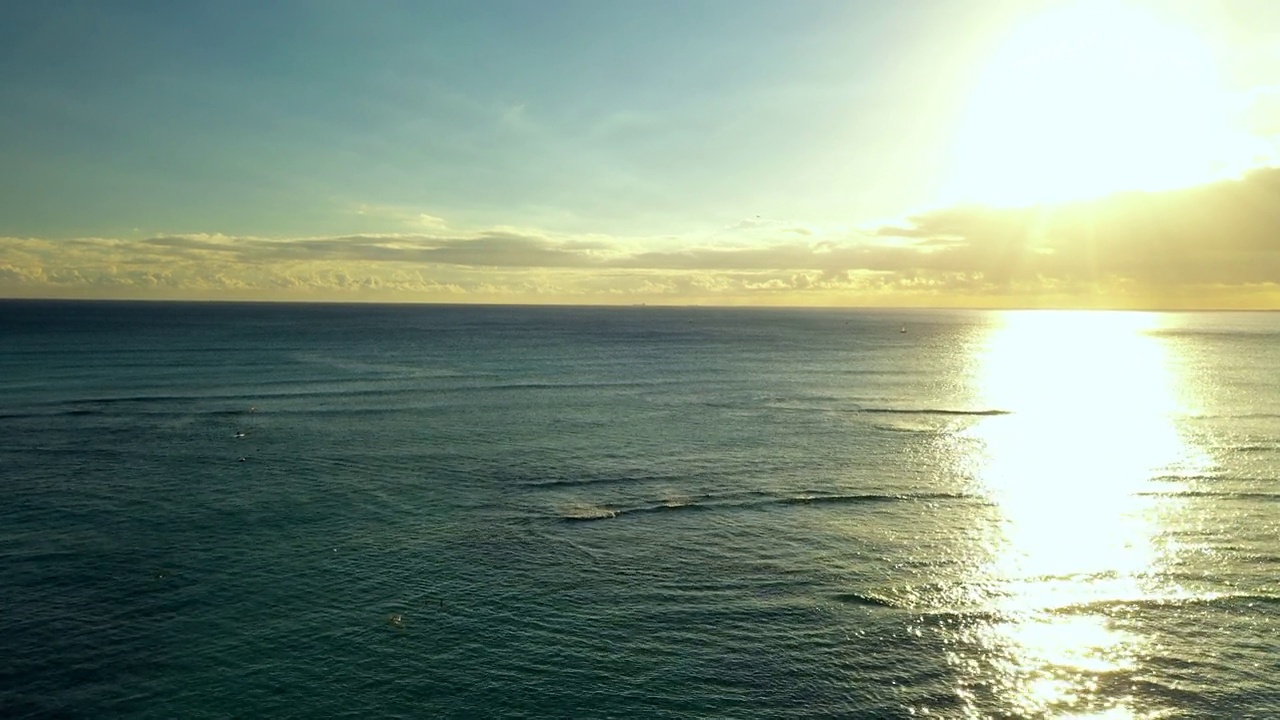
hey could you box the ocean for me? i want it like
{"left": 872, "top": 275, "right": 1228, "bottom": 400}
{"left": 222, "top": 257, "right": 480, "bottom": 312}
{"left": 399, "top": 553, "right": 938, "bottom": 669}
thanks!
{"left": 1, "top": 300, "right": 1278, "bottom": 719}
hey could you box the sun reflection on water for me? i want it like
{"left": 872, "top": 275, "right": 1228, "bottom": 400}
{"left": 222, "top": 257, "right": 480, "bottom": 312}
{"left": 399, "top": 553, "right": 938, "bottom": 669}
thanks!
{"left": 953, "top": 311, "right": 1209, "bottom": 718}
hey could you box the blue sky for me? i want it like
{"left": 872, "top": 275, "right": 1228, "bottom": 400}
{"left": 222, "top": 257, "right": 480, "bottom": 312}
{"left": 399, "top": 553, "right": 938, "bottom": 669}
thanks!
{"left": 3, "top": 0, "right": 1280, "bottom": 306}
{"left": 3, "top": 0, "right": 975, "bottom": 238}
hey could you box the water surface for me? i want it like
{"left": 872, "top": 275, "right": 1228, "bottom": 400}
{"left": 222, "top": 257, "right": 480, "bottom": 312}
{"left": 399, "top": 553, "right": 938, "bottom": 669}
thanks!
{"left": 2, "top": 301, "right": 1278, "bottom": 718}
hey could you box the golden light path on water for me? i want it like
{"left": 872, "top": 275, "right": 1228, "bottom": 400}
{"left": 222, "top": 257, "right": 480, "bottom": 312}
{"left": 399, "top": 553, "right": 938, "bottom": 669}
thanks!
{"left": 952, "top": 311, "right": 1210, "bottom": 718}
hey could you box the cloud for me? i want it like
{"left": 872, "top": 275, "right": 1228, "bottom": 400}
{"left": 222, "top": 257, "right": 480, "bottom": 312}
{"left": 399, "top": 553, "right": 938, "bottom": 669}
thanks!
{"left": 3, "top": 168, "right": 1280, "bottom": 306}
{"left": 878, "top": 166, "right": 1280, "bottom": 288}
{"left": 724, "top": 215, "right": 769, "bottom": 231}
{"left": 418, "top": 213, "right": 448, "bottom": 229}
{"left": 500, "top": 102, "right": 528, "bottom": 129}
{"left": 351, "top": 203, "right": 450, "bottom": 231}
{"left": 1245, "top": 85, "right": 1280, "bottom": 137}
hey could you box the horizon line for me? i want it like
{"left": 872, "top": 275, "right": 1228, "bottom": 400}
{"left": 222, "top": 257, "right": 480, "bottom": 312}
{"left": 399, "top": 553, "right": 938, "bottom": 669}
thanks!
{"left": 0, "top": 296, "right": 1274, "bottom": 313}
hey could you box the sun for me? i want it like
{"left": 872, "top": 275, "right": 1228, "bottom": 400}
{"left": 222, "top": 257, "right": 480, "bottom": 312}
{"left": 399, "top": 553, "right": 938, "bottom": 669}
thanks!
{"left": 944, "top": 1, "right": 1251, "bottom": 207}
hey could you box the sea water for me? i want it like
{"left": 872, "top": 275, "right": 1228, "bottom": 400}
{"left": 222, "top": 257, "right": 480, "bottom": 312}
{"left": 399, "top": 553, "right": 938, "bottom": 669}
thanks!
{"left": 1, "top": 301, "right": 1278, "bottom": 718}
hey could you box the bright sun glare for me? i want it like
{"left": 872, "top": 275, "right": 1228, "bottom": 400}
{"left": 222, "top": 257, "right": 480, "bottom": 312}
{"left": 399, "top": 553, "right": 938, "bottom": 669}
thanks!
{"left": 947, "top": 1, "right": 1252, "bottom": 207}
{"left": 953, "top": 311, "right": 1212, "bottom": 718}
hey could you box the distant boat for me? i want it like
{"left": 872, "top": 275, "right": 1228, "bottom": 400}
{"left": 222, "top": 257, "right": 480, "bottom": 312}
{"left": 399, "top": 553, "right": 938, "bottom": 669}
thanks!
{"left": 900, "top": 325, "right": 907, "bottom": 333}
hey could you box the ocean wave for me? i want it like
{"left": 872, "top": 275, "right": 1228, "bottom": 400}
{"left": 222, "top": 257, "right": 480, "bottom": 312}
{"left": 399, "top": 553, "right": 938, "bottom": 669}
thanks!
{"left": 831, "top": 592, "right": 904, "bottom": 609}
{"left": 859, "top": 407, "right": 1012, "bottom": 417}
{"left": 1185, "top": 412, "right": 1280, "bottom": 420}
{"left": 1227, "top": 444, "right": 1276, "bottom": 453}
{"left": 1137, "top": 490, "right": 1280, "bottom": 501}
{"left": 556, "top": 491, "right": 981, "bottom": 522}
{"left": 1054, "top": 592, "right": 1280, "bottom": 614}
{"left": 0, "top": 409, "right": 101, "bottom": 419}
{"left": 11, "top": 405, "right": 252, "bottom": 419}
{"left": 16, "top": 394, "right": 267, "bottom": 415}
{"left": 894, "top": 589, "right": 1280, "bottom": 620}
{"left": 558, "top": 503, "right": 619, "bottom": 521}
{"left": 469, "top": 379, "right": 679, "bottom": 393}
{"left": 558, "top": 501, "right": 714, "bottom": 522}
{"left": 779, "top": 492, "right": 981, "bottom": 506}
{"left": 51, "top": 394, "right": 205, "bottom": 405}
{"left": 872, "top": 421, "right": 942, "bottom": 434}
{"left": 525, "top": 473, "right": 688, "bottom": 490}
{"left": 1148, "top": 472, "right": 1225, "bottom": 483}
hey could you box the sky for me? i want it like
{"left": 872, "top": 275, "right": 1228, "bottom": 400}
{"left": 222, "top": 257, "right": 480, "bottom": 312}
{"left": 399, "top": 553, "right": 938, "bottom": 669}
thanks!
{"left": 3, "top": 0, "right": 1280, "bottom": 307}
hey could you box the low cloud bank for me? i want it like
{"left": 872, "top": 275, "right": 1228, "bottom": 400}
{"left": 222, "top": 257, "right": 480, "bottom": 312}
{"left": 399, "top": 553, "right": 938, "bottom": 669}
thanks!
{"left": 3, "top": 168, "right": 1280, "bottom": 307}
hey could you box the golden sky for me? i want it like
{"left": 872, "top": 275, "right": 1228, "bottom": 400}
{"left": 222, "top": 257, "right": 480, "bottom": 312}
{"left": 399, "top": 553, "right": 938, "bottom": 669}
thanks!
{"left": 3, "top": 0, "right": 1280, "bottom": 307}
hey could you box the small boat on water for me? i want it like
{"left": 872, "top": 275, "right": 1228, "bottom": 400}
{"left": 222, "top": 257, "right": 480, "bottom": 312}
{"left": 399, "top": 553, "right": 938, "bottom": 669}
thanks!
{"left": 900, "top": 325, "right": 907, "bottom": 334}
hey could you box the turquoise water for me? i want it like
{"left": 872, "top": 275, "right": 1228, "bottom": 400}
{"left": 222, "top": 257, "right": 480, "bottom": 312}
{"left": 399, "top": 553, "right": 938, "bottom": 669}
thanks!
{"left": 2, "top": 301, "right": 1278, "bottom": 718}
